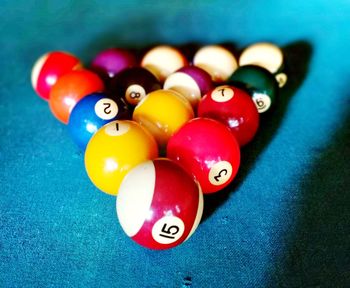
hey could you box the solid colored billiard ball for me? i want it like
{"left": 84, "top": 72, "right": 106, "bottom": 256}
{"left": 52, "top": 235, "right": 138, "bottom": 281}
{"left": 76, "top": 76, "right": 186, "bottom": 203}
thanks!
{"left": 31, "top": 51, "right": 82, "bottom": 100}
{"left": 49, "top": 70, "right": 104, "bottom": 124}
{"left": 239, "top": 42, "right": 287, "bottom": 87}
{"left": 85, "top": 120, "right": 158, "bottom": 195}
{"left": 228, "top": 65, "right": 279, "bottom": 114}
{"left": 68, "top": 93, "right": 130, "bottom": 150}
{"left": 197, "top": 85, "right": 259, "bottom": 146}
{"left": 90, "top": 48, "right": 136, "bottom": 82}
{"left": 163, "top": 65, "right": 213, "bottom": 108}
{"left": 109, "top": 67, "right": 161, "bottom": 107}
{"left": 133, "top": 89, "right": 194, "bottom": 148}
{"left": 117, "top": 158, "right": 203, "bottom": 250}
{"left": 167, "top": 118, "right": 240, "bottom": 194}
{"left": 141, "top": 45, "right": 188, "bottom": 82}
{"left": 193, "top": 45, "right": 238, "bottom": 83}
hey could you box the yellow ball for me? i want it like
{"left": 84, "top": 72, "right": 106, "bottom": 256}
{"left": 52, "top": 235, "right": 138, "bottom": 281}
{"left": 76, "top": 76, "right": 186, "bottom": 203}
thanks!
{"left": 133, "top": 89, "right": 194, "bottom": 148}
{"left": 84, "top": 120, "right": 158, "bottom": 195}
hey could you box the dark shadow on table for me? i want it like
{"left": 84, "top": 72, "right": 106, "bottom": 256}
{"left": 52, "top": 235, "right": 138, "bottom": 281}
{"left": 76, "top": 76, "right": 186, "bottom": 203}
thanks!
{"left": 202, "top": 41, "right": 313, "bottom": 222}
{"left": 266, "top": 108, "right": 350, "bottom": 287}
{"left": 78, "top": 15, "right": 163, "bottom": 64}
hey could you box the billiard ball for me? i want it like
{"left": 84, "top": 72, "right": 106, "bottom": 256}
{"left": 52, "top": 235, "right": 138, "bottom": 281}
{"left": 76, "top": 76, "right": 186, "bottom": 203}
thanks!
{"left": 141, "top": 45, "right": 188, "bottom": 82}
{"left": 133, "top": 89, "right": 194, "bottom": 148}
{"left": 68, "top": 93, "right": 130, "bottom": 150}
{"left": 228, "top": 65, "right": 279, "bottom": 114}
{"left": 31, "top": 51, "right": 82, "bottom": 100}
{"left": 84, "top": 120, "right": 158, "bottom": 195}
{"left": 193, "top": 45, "right": 238, "bottom": 83}
{"left": 49, "top": 70, "right": 104, "bottom": 124}
{"left": 90, "top": 48, "right": 137, "bottom": 83}
{"left": 167, "top": 118, "right": 240, "bottom": 194}
{"left": 163, "top": 65, "right": 213, "bottom": 108}
{"left": 109, "top": 67, "right": 161, "bottom": 107}
{"left": 197, "top": 85, "right": 259, "bottom": 146}
{"left": 116, "top": 158, "right": 203, "bottom": 250}
{"left": 239, "top": 42, "right": 287, "bottom": 87}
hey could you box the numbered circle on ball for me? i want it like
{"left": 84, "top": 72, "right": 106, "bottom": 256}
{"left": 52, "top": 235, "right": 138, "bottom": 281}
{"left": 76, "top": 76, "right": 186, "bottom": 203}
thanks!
{"left": 125, "top": 84, "right": 146, "bottom": 105}
{"left": 208, "top": 161, "right": 233, "bottom": 186}
{"left": 104, "top": 121, "right": 130, "bottom": 136}
{"left": 152, "top": 216, "right": 185, "bottom": 244}
{"left": 252, "top": 93, "right": 271, "bottom": 113}
{"left": 94, "top": 98, "right": 119, "bottom": 120}
{"left": 211, "top": 86, "right": 234, "bottom": 102}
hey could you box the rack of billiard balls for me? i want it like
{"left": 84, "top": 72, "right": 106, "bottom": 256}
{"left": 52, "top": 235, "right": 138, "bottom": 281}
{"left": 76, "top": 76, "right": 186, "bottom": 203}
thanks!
{"left": 31, "top": 43, "right": 286, "bottom": 250}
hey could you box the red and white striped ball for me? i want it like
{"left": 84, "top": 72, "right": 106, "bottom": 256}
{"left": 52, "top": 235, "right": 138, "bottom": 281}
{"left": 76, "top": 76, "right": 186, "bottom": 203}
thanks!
{"left": 31, "top": 51, "right": 81, "bottom": 100}
{"left": 116, "top": 158, "right": 203, "bottom": 250}
{"left": 164, "top": 65, "right": 213, "bottom": 108}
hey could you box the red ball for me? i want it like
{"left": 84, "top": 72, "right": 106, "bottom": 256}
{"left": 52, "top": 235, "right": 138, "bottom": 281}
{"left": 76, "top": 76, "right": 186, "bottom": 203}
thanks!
{"left": 117, "top": 158, "right": 203, "bottom": 250}
{"left": 198, "top": 85, "right": 259, "bottom": 146}
{"left": 167, "top": 118, "right": 240, "bottom": 194}
{"left": 31, "top": 51, "right": 81, "bottom": 100}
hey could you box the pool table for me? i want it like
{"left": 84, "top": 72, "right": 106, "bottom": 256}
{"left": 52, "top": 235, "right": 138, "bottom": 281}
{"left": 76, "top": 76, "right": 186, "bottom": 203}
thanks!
{"left": 1, "top": 1, "right": 349, "bottom": 287}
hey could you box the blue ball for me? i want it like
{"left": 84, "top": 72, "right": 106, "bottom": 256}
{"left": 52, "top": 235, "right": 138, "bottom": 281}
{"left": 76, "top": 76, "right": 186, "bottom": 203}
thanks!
{"left": 68, "top": 93, "right": 130, "bottom": 150}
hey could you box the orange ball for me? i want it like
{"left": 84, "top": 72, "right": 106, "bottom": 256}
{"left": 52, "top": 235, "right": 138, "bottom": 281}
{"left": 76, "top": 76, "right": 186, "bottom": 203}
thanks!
{"left": 49, "top": 70, "right": 104, "bottom": 124}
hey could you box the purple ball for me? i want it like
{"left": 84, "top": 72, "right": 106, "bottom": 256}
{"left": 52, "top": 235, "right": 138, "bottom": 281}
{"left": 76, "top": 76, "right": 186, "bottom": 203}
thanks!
{"left": 91, "top": 48, "right": 137, "bottom": 80}
{"left": 163, "top": 65, "right": 213, "bottom": 107}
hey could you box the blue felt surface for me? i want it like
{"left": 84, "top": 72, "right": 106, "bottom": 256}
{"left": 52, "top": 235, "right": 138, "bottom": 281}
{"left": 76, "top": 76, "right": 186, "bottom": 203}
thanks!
{"left": 1, "top": 1, "right": 349, "bottom": 287}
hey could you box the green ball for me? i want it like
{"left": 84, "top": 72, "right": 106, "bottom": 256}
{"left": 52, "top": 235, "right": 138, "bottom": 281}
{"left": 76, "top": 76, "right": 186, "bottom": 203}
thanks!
{"left": 228, "top": 65, "right": 278, "bottom": 113}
